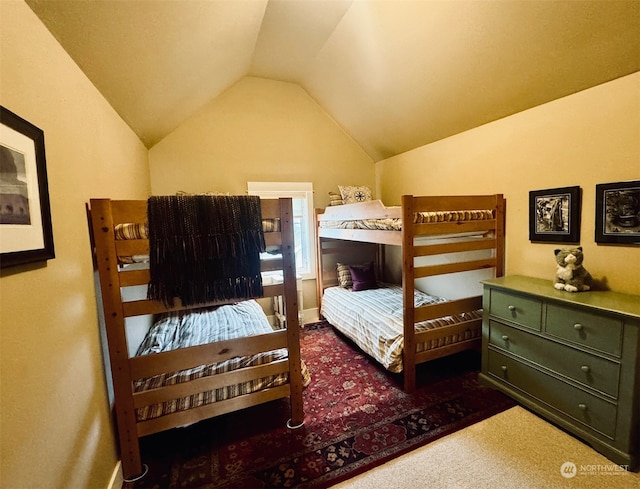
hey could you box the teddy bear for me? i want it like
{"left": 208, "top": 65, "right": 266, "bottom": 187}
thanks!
{"left": 554, "top": 247, "right": 593, "bottom": 292}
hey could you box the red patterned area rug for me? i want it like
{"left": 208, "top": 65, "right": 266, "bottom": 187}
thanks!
{"left": 133, "top": 321, "right": 514, "bottom": 489}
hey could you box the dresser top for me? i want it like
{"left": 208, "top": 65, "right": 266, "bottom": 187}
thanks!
{"left": 482, "top": 275, "right": 640, "bottom": 319}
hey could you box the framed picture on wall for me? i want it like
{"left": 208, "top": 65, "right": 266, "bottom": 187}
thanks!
{"left": 595, "top": 180, "right": 640, "bottom": 245}
{"left": 529, "top": 186, "right": 581, "bottom": 243}
{"left": 0, "top": 106, "right": 55, "bottom": 268}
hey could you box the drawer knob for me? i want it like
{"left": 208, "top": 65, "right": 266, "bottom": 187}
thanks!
{"left": 508, "top": 305, "right": 516, "bottom": 312}
{"left": 580, "top": 365, "right": 590, "bottom": 373}
{"left": 573, "top": 323, "right": 584, "bottom": 331}
{"left": 500, "top": 365, "right": 507, "bottom": 372}
{"left": 578, "top": 403, "right": 587, "bottom": 411}
{"left": 501, "top": 335, "right": 509, "bottom": 341}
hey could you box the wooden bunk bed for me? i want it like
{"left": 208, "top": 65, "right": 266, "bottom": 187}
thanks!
{"left": 316, "top": 194, "right": 506, "bottom": 393}
{"left": 88, "top": 197, "right": 307, "bottom": 482}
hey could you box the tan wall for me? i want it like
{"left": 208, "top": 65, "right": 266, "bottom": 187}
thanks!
{"left": 376, "top": 73, "right": 640, "bottom": 295}
{"left": 0, "top": 3, "right": 150, "bottom": 489}
{"left": 149, "top": 76, "right": 375, "bottom": 308}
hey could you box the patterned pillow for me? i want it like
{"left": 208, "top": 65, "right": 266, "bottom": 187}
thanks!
{"left": 336, "top": 263, "right": 352, "bottom": 288}
{"left": 349, "top": 262, "right": 378, "bottom": 291}
{"left": 328, "top": 192, "right": 344, "bottom": 206}
{"left": 338, "top": 185, "right": 372, "bottom": 204}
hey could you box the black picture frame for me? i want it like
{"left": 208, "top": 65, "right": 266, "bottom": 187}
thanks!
{"left": 0, "top": 106, "right": 55, "bottom": 268}
{"left": 529, "top": 186, "right": 581, "bottom": 243}
{"left": 595, "top": 180, "right": 640, "bottom": 245}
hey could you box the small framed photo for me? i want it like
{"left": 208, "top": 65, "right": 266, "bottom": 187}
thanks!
{"left": 529, "top": 186, "right": 581, "bottom": 243}
{"left": 1, "top": 106, "right": 55, "bottom": 268}
{"left": 595, "top": 180, "right": 640, "bottom": 245}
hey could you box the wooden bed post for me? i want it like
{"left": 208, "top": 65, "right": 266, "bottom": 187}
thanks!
{"left": 495, "top": 194, "right": 506, "bottom": 278}
{"left": 314, "top": 208, "right": 325, "bottom": 320}
{"left": 89, "top": 199, "right": 144, "bottom": 481}
{"left": 401, "top": 195, "right": 417, "bottom": 393}
{"left": 280, "top": 198, "right": 305, "bottom": 428}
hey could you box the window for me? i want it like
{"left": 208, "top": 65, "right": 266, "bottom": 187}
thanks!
{"left": 247, "top": 182, "right": 315, "bottom": 279}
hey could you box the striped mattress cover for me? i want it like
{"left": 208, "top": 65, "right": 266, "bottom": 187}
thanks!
{"left": 133, "top": 299, "right": 311, "bottom": 422}
{"left": 114, "top": 218, "right": 281, "bottom": 264}
{"left": 319, "top": 209, "right": 494, "bottom": 231}
{"left": 320, "top": 284, "right": 481, "bottom": 373}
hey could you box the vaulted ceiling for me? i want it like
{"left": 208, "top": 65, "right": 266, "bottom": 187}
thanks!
{"left": 26, "top": 0, "right": 640, "bottom": 161}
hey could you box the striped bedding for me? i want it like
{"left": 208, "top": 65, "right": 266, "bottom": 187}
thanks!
{"left": 321, "top": 284, "right": 481, "bottom": 373}
{"left": 133, "top": 299, "right": 311, "bottom": 422}
{"left": 319, "top": 209, "right": 494, "bottom": 231}
{"left": 114, "top": 218, "right": 281, "bottom": 264}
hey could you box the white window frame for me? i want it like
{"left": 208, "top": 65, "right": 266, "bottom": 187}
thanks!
{"left": 247, "top": 182, "right": 316, "bottom": 280}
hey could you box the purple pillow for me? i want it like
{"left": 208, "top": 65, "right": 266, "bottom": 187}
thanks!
{"left": 349, "top": 262, "right": 378, "bottom": 291}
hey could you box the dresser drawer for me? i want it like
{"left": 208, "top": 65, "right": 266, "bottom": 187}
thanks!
{"left": 489, "top": 289, "right": 542, "bottom": 331}
{"left": 488, "top": 321, "right": 620, "bottom": 398}
{"left": 487, "top": 350, "right": 617, "bottom": 438}
{"left": 546, "top": 303, "right": 623, "bottom": 357}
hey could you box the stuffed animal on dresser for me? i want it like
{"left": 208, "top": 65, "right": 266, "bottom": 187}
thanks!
{"left": 554, "top": 247, "right": 593, "bottom": 292}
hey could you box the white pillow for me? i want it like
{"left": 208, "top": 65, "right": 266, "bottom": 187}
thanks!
{"left": 338, "top": 185, "right": 372, "bottom": 204}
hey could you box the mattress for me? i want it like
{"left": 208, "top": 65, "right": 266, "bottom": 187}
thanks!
{"left": 320, "top": 284, "right": 481, "bottom": 373}
{"left": 114, "top": 218, "right": 281, "bottom": 264}
{"left": 133, "top": 299, "right": 310, "bottom": 422}
{"left": 319, "top": 209, "right": 494, "bottom": 231}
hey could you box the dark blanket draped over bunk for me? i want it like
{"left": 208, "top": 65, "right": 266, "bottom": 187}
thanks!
{"left": 147, "top": 195, "right": 265, "bottom": 306}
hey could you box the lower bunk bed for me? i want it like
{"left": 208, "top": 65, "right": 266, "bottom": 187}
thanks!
{"left": 88, "top": 196, "right": 309, "bottom": 482}
{"left": 316, "top": 194, "right": 506, "bottom": 393}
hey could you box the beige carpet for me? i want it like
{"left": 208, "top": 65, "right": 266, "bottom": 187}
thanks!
{"left": 332, "top": 406, "right": 639, "bottom": 488}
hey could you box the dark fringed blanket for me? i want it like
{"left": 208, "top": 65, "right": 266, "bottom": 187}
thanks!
{"left": 147, "top": 195, "right": 265, "bottom": 306}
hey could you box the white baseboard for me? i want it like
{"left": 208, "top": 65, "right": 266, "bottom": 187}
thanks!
{"left": 107, "top": 461, "right": 123, "bottom": 489}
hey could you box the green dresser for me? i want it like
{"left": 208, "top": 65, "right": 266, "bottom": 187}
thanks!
{"left": 479, "top": 275, "right": 640, "bottom": 470}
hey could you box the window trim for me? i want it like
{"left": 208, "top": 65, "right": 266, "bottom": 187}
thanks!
{"left": 247, "top": 182, "right": 316, "bottom": 280}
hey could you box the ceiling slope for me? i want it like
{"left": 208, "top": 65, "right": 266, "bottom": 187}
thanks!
{"left": 26, "top": 0, "right": 640, "bottom": 161}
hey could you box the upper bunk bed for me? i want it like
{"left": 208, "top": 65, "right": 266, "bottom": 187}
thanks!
{"left": 88, "top": 196, "right": 307, "bottom": 483}
{"left": 316, "top": 194, "right": 506, "bottom": 393}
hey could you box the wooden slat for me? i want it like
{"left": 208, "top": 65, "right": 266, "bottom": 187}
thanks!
{"left": 414, "top": 296, "right": 483, "bottom": 323}
{"left": 132, "top": 359, "right": 290, "bottom": 408}
{"left": 130, "top": 330, "right": 288, "bottom": 379}
{"left": 261, "top": 257, "right": 284, "bottom": 271}
{"left": 414, "top": 318, "right": 481, "bottom": 344}
{"left": 412, "top": 194, "right": 499, "bottom": 212}
{"left": 260, "top": 198, "right": 281, "bottom": 219}
{"left": 110, "top": 200, "right": 147, "bottom": 225}
{"left": 414, "top": 238, "right": 497, "bottom": 257}
{"left": 119, "top": 268, "right": 150, "bottom": 287}
{"left": 413, "top": 219, "right": 496, "bottom": 236}
{"left": 414, "top": 257, "right": 497, "bottom": 278}
{"left": 264, "top": 232, "right": 281, "bottom": 247}
{"left": 136, "top": 385, "right": 291, "bottom": 437}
